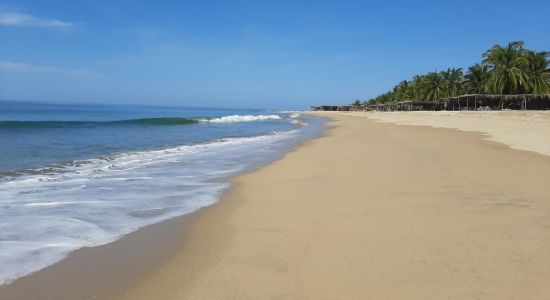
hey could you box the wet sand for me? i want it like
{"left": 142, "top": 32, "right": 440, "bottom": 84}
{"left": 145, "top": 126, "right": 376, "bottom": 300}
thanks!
{"left": 0, "top": 212, "right": 197, "bottom": 300}
{"left": 2, "top": 113, "right": 550, "bottom": 299}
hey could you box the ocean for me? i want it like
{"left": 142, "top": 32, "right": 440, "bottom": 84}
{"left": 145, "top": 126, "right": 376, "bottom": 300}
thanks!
{"left": 0, "top": 100, "right": 326, "bottom": 285}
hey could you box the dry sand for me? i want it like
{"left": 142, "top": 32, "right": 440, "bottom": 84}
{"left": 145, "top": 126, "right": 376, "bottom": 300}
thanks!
{"left": 113, "top": 113, "right": 550, "bottom": 299}
{"left": 334, "top": 111, "right": 550, "bottom": 157}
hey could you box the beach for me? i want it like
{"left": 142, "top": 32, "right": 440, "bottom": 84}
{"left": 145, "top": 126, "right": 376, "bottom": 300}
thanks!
{"left": 3, "top": 111, "right": 550, "bottom": 299}
{"left": 345, "top": 111, "right": 550, "bottom": 156}
{"left": 2, "top": 1, "right": 549, "bottom": 298}
{"left": 117, "top": 111, "right": 550, "bottom": 299}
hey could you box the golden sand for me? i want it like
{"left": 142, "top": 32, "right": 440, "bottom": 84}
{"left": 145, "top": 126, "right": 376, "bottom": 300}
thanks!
{"left": 339, "top": 111, "right": 550, "bottom": 156}
{"left": 115, "top": 113, "right": 550, "bottom": 299}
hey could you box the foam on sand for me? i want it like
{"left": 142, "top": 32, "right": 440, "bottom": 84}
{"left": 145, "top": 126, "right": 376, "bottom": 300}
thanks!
{"left": 0, "top": 130, "right": 301, "bottom": 285}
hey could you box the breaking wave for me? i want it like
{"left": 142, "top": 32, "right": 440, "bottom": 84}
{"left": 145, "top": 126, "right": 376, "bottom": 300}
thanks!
{"left": 0, "top": 114, "right": 283, "bottom": 129}
{"left": 202, "top": 114, "right": 282, "bottom": 123}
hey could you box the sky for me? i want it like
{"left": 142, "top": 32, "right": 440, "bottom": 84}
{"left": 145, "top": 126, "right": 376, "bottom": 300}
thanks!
{"left": 0, "top": 0, "right": 549, "bottom": 109}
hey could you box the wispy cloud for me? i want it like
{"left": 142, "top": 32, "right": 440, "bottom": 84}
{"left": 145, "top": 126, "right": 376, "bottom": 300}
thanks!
{"left": 0, "top": 11, "right": 72, "bottom": 27}
{"left": 0, "top": 61, "right": 99, "bottom": 77}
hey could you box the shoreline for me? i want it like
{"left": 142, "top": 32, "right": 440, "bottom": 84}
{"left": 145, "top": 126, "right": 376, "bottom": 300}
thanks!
{"left": 0, "top": 207, "right": 198, "bottom": 299}
{"left": 3, "top": 112, "right": 550, "bottom": 299}
{"left": 0, "top": 118, "right": 328, "bottom": 300}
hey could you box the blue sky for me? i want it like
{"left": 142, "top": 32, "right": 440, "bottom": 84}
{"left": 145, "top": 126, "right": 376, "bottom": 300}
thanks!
{"left": 1, "top": 0, "right": 549, "bottom": 109}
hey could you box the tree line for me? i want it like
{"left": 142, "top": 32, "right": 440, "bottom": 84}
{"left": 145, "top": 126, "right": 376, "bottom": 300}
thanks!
{"left": 356, "top": 41, "right": 550, "bottom": 106}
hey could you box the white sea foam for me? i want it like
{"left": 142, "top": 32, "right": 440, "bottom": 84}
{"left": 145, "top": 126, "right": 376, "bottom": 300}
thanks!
{"left": 291, "top": 119, "right": 307, "bottom": 126}
{"left": 203, "top": 114, "right": 281, "bottom": 123}
{"left": 0, "top": 130, "right": 302, "bottom": 285}
{"left": 289, "top": 113, "right": 300, "bottom": 119}
{"left": 277, "top": 110, "right": 304, "bottom": 114}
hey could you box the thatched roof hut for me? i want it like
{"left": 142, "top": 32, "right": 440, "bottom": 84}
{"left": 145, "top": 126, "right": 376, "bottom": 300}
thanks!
{"left": 442, "top": 94, "right": 550, "bottom": 110}
{"left": 311, "top": 105, "right": 360, "bottom": 111}
{"left": 313, "top": 94, "right": 550, "bottom": 112}
{"left": 364, "top": 101, "right": 445, "bottom": 112}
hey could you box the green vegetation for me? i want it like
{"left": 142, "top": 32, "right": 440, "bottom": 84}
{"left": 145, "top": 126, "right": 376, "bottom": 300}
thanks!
{"left": 363, "top": 41, "right": 550, "bottom": 105}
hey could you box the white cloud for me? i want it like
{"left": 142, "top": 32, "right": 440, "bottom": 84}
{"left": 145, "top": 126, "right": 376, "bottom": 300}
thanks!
{"left": 0, "top": 61, "right": 38, "bottom": 71}
{"left": 0, "top": 61, "right": 98, "bottom": 77}
{"left": 0, "top": 11, "right": 72, "bottom": 27}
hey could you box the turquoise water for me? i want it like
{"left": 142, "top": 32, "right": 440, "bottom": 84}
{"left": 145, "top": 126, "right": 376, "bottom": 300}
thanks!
{"left": 0, "top": 100, "right": 326, "bottom": 285}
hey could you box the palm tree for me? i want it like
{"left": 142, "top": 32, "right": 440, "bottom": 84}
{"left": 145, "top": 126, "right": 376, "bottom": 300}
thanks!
{"left": 411, "top": 75, "right": 424, "bottom": 100}
{"left": 482, "top": 41, "right": 529, "bottom": 94}
{"left": 524, "top": 51, "right": 550, "bottom": 94}
{"left": 384, "top": 92, "right": 394, "bottom": 103}
{"left": 464, "top": 64, "right": 489, "bottom": 94}
{"left": 394, "top": 80, "right": 413, "bottom": 101}
{"left": 441, "top": 68, "right": 464, "bottom": 97}
{"left": 422, "top": 72, "right": 445, "bottom": 101}
{"left": 366, "top": 41, "right": 549, "bottom": 105}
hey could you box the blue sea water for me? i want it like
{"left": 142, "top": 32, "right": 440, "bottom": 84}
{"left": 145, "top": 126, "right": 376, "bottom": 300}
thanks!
{"left": 0, "top": 100, "right": 325, "bottom": 285}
